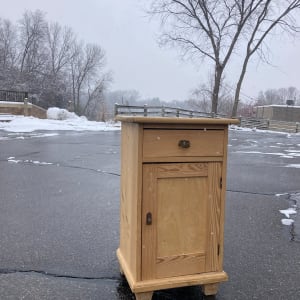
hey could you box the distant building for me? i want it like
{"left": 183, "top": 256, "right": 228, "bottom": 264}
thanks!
{"left": 255, "top": 101, "right": 300, "bottom": 122}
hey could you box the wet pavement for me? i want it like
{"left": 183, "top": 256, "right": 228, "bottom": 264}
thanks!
{"left": 0, "top": 129, "right": 299, "bottom": 299}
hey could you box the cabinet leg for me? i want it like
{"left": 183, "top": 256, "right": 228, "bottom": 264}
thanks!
{"left": 202, "top": 283, "right": 218, "bottom": 296}
{"left": 135, "top": 291, "right": 153, "bottom": 300}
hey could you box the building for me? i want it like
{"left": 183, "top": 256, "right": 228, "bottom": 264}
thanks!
{"left": 255, "top": 103, "right": 300, "bottom": 122}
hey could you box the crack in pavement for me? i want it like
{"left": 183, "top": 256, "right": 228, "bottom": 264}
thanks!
{"left": 0, "top": 268, "right": 120, "bottom": 282}
{"left": 227, "top": 189, "right": 275, "bottom": 196}
{"left": 229, "top": 190, "right": 299, "bottom": 242}
{"left": 286, "top": 193, "right": 299, "bottom": 243}
{"left": 4, "top": 157, "right": 120, "bottom": 177}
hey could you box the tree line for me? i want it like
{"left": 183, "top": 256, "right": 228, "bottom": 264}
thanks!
{"left": 0, "top": 10, "right": 109, "bottom": 119}
{"left": 1, "top": 7, "right": 299, "bottom": 121}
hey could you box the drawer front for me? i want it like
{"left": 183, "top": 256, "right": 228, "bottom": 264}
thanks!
{"left": 143, "top": 129, "right": 224, "bottom": 160}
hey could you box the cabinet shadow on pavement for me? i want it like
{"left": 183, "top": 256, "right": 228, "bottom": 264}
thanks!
{"left": 117, "top": 275, "right": 217, "bottom": 300}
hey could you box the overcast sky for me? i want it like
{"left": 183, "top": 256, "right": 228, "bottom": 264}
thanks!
{"left": 1, "top": 0, "right": 300, "bottom": 102}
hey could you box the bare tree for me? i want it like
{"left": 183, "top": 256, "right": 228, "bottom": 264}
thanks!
{"left": 0, "top": 9, "right": 111, "bottom": 116}
{"left": 188, "top": 80, "right": 233, "bottom": 115}
{"left": 256, "top": 86, "right": 300, "bottom": 106}
{"left": 231, "top": 1, "right": 300, "bottom": 116}
{"left": 40, "top": 22, "right": 75, "bottom": 107}
{"left": 18, "top": 10, "right": 47, "bottom": 75}
{"left": 46, "top": 22, "right": 74, "bottom": 76}
{"left": 84, "top": 73, "right": 112, "bottom": 120}
{"left": 0, "top": 18, "right": 18, "bottom": 88}
{"left": 0, "top": 18, "right": 17, "bottom": 70}
{"left": 70, "top": 42, "right": 107, "bottom": 115}
{"left": 149, "top": 0, "right": 300, "bottom": 116}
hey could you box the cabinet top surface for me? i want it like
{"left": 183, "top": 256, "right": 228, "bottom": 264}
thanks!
{"left": 115, "top": 116, "right": 239, "bottom": 125}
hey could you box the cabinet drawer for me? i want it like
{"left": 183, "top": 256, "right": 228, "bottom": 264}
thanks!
{"left": 143, "top": 129, "right": 224, "bottom": 160}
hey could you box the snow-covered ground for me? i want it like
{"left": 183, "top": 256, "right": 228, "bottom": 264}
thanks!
{"left": 0, "top": 108, "right": 120, "bottom": 133}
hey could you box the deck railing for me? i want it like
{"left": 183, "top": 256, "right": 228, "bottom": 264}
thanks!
{"left": 114, "top": 104, "right": 227, "bottom": 119}
{"left": 0, "top": 90, "right": 28, "bottom": 103}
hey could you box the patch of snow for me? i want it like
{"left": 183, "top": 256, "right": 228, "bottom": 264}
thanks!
{"left": 47, "top": 107, "right": 82, "bottom": 120}
{"left": 279, "top": 208, "right": 297, "bottom": 218}
{"left": 8, "top": 159, "right": 21, "bottom": 163}
{"left": 285, "top": 150, "right": 300, "bottom": 153}
{"left": 285, "top": 164, "right": 300, "bottom": 168}
{"left": 0, "top": 115, "right": 119, "bottom": 133}
{"left": 283, "top": 150, "right": 300, "bottom": 157}
{"left": 7, "top": 157, "right": 54, "bottom": 166}
{"left": 281, "top": 219, "right": 295, "bottom": 226}
{"left": 0, "top": 101, "right": 32, "bottom": 105}
{"left": 235, "top": 151, "right": 263, "bottom": 154}
{"left": 275, "top": 193, "right": 288, "bottom": 197}
{"left": 235, "top": 151, "right": 287, "bottom": 156}
{"left": 280, "top": 155, "right": 294, "bottom": 159}
{"left": 230, "top": 125, "right": 295, "bottom": 135}
{"left": 0, "top": 114, "right": 16, "bottom": 121}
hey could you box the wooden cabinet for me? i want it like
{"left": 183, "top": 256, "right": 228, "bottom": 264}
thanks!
{"left": 116, "top": 116, "right": 238, "bottom": 300}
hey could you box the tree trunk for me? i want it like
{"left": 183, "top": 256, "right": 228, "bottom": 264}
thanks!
{"left": 232, "top": 55, "right": 250, "bottom": 117}
{"left": 211, "top": 64, "right": 223, "bottom": 115}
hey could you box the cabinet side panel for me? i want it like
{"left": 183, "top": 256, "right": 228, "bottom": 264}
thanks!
{"left": 119, "top": 122, "right": 142, "bottom": 281}
{"left": 205, "top": 162, "right": 222, "bottom": 272}
{"left": 219, "top": 127, "right": 229, "bottom": 269}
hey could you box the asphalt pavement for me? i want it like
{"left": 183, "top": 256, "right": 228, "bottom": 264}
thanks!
{"left": 0, "top": 129, "right": 299, "bottom": 300}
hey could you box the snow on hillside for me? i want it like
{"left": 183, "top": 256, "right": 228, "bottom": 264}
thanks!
{"left": 0, "top": 108, "right": 120, "bottom": 133}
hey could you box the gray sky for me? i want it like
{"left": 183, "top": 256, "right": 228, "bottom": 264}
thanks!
{"left": 2, "top": 0, "right": 300, "bottom": 102}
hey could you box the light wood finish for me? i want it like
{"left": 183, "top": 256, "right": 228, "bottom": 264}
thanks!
{"left": 117, "top": 118, "right": 231, "bottom": 298}
{"left": 117, "top": 250, "right": 227, "bottom": 293}
{"left": 135, "top": 292, "right": 153, "bottom": 300}
{"left": 118, "top": 122, "right": 143, "bottom": 281}
{"left": 131, "top": 272, "right": 227, "bottom": 293}
{"left": 143, "top": 129, "right": 224, "bottom": 160}
{"left": 205, "top": 162, "right": 222, "bottom": 272}
{"left": 142, "top": 163, "right": 222, "bottom": 280}
{"left": 202, "top": 283, "right": 219, "bottom": 296}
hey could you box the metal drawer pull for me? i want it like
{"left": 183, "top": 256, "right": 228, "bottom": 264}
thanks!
{"left": 146, "top": 212, "right": 152, "bottom": 225}
{"left": 178, "top": 140, "right": 191, "bottom": 149}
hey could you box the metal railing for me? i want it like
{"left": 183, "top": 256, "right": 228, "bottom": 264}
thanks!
{"left": 114, "top": 104, "right": 227, "bottom": 119}
{"left": 0, "top": 90, "right": 28, "bottom": 102}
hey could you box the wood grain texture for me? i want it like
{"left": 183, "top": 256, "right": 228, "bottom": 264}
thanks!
{"left": 135, "top": 292, "right": 153, "bottom": 300}
{"left": 133, "top": 271, "right": 228, "bottom": 293}
{"left": 118, "top": 119, "right": 230, "bottom": 296}
{"left": 142, "top": 163, "right": 219, "bottom": 280}
{"left": 205, "top": 163, "right": 222, "bottom": 272}
{"left": 218, "top": 127, "right": 229, "bottom": 268}
{"left": 143, "top": 129, "right": 224, "bottom": 160}
{"left": 119, "top": 122, "right": 143, "bottom": 281}
{"left": 202, "top": 283, "right": 219, "bottom": 295}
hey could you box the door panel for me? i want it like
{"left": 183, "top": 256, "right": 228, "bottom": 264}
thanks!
{"left": 142, "top": 163, "right": 221, "bottom": 280}
{"left": 157, "top": 177, "right": 207, "bottom": 257}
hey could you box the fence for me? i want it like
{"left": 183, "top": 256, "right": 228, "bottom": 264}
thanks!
{"left": 0, "top": 90, "right": 28, "bottom": 103}
{"left": 239, "top": 117, "right": 270, "bottom": 130}
{"left": 239, "top": 117, "right": 300, "bottom": 133}
{"left": 115, "top": 105, "right": 300, "bottom": 133}
{"left": 114, "top": 104, "right": 227, "bottom": 119}
{"left": 269, "top": 120, "right": 300, "bottom": 133}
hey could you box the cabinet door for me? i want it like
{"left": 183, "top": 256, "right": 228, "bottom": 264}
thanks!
{"left": 142, "top": 162, "right": 222, "bottom": 280}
